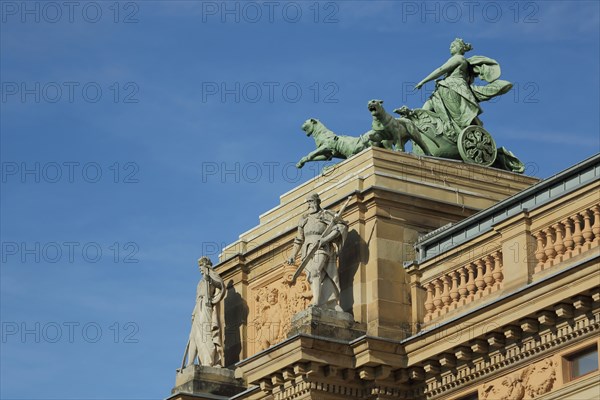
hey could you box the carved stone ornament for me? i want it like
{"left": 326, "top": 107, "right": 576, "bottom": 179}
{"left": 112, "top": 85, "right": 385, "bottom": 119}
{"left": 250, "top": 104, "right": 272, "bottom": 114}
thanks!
{"left": 480, "top": 358, "right": 557, "bottom": 400}
{"left": 251, "top": 265, "right": 313, "bottom": 351}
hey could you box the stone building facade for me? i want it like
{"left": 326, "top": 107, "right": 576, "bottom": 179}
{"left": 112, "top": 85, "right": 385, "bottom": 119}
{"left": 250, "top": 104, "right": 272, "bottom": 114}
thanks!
{"left": 169, "top": 149, "right": 599, "bottom": 400}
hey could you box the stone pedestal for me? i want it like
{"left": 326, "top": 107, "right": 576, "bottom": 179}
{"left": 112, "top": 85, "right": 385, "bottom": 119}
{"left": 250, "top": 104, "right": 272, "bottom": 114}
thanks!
{"left": 288, "top": 306, "right": 366, "bottom": 341}
{"left": 169, "top": 365, "right": 246, "bottom": 400}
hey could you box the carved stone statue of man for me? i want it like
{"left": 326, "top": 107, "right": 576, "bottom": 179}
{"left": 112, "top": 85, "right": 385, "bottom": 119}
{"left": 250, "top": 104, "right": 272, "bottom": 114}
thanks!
{"left": 287, "top": 194, "right": 348, "bottom": 311}
{"left": 184, "top": 256, "right": 225, "bottom": 368}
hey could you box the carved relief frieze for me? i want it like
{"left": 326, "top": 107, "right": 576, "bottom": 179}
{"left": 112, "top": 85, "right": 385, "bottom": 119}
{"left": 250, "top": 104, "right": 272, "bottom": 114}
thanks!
{"left": 251, "top": 265, "right": 313, "bottom": 352}
{"left": 480, "top": 358, "right": 557, "bottom": 400}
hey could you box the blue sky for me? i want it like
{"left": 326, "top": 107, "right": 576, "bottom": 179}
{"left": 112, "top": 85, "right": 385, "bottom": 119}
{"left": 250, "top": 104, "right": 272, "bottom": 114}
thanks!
{"left": 1, "top": 1, "right": 599, "bottom": 399}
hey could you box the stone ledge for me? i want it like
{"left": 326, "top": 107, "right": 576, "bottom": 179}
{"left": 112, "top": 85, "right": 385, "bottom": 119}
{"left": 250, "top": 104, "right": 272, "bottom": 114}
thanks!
{"left": 172, "top": 365, "right": 246, "bottom": 398}
{"left": 288, "top": 306, "right": 367, "bottom": 341}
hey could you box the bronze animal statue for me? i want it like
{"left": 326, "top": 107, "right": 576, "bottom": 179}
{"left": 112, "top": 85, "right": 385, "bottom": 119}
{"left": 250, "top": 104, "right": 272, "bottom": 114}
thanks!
{"left": 295, "top": 118, "right": 373, "bottom": 168}
{"left": 367, "top": 99, "right": 434, "bottom": 156}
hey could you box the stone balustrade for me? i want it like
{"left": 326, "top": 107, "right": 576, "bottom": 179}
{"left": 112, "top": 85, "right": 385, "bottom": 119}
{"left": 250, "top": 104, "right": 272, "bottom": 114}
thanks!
{"left": 534, "top": 204, "right": 600, "bottom": 273}
{"left": 423, "top": 250, "right": 503, "bottom": 323}
{"left": 417, "top": 197, "right": 599, "bottom": 325}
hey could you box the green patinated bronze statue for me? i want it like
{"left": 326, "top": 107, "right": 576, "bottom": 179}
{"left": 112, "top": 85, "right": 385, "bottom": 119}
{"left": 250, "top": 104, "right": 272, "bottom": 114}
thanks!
{"left": 295, "top": 38, "right": 525, "bottom": 174}
{"left": 367, "top": 99, "right": 432, "bottom": 155}
{"left": 408, "top": 38, "right": 523, "bottom": 172}
{"left": 414, "top": 38, "right": 512, "bottom": 139}
{"left": 295, "top": 118, "right": 373, "bottom": 169}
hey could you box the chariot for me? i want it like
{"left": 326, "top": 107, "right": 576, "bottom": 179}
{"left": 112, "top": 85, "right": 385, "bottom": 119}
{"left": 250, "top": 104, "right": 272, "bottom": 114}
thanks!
{"left": 394, "top": 106, "right": 500, "bottom": 168}
{"left": 456, "top": 125, "right": 497, "bottom": 167}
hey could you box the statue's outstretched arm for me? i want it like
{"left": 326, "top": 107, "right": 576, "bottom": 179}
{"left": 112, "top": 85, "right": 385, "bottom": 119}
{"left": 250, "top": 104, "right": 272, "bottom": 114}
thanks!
{"left": 416, "top": 56, "right": 461, "bottom": 89}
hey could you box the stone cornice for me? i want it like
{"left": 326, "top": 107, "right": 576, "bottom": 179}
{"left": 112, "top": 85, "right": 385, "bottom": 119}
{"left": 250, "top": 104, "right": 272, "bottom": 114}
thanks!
{"left": 425, "top": 310, "right": 599, "bottom": 398}
{"left": 233, "top": 281, "right": 599, "bottom": 399}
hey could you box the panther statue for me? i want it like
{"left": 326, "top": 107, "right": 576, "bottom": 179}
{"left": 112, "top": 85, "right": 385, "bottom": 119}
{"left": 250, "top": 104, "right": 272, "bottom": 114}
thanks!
{"left": 367, "top": 99, "right": 433, "bottom": 156}
{"left": 295, "top": 118, "right": 373, "bottom": 169}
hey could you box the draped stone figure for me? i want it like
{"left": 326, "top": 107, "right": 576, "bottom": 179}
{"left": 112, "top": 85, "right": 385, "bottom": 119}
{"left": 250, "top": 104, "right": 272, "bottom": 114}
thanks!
{"left": 287, "top": 194, "right": 348, "bottom": 311}
{"left": 183, "top": 257, "right": 225, "bottom": 368}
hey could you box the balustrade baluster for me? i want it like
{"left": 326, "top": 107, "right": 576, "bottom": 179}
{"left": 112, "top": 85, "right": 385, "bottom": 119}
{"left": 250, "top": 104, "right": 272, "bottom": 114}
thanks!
{"left": 458, "top": 267, "right": 468, "bottom": 300}
{"left": 535, "top": 231, "right": 547, "bottom": 266}
{"left": 450, "top": 271, "right": 460, "bottom": 304}
{"left": 563, "top": 218, "right": 574, "bottom": 254}
{"left": 592, "top": 206, "right": 600, "bottom": 242}
{"left": 424, "top": 282, "right": 434, "bottom": 316}
{"left": 483, "top": 255, "right": 494, "bottom": 289}
{"left": 466, "top": 263, "right": 477, "bottom": 296}
{"left": 582, "top": 210, "right": 593, "bottom": 244}
{"left": 475, "top": 259, "right": 486, "bottom": 293}
{"left": 572, "top": 214, "right": 584, "bottom": 249}
{"left": 492, "top": 251, "right": 503, "bottom": 284}
{"left": 553, "top": 223, "right": 565, "bottom": 256}
{"left": 433, "top": 279, "right": 443, "bottom": 311}
{"left": 441, "top": 276, "right": 451, "bottom": 307}
{"left": 592, "top": 205, "right": 600, "bottom": 242}
{"left": 543, "top": 227, "right": 556, "bottom": 262}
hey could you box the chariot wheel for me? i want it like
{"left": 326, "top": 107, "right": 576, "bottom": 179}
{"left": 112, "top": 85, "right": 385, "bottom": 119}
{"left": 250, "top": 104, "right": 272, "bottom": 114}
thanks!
{"left": 457, "top": 126, "right": 497, "bottom": 167}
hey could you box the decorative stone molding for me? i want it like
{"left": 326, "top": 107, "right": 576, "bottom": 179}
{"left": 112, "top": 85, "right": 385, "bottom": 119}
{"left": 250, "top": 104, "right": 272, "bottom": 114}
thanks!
{"left": 480, "top": 358, "right": 556, "bottom": 400}
{"left": 265, "top": 361, "right": 421, "bottom": 400}
{"left": 237, "top": 331, "right": 423, "bottom": 400}
{"left": 424, "top": 295, "right": 599, "bottom": 399}
{"left": 251, "top": 265, "right": 313, "bottom": 352}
